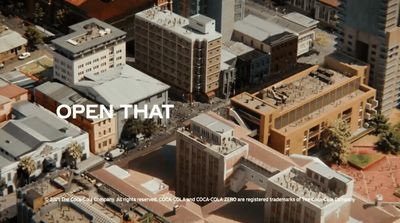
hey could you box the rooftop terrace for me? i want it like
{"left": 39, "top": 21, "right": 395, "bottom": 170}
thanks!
{"left": 270, "top": 164, "right": 351, "bottom": 208}
{"left": 259, "top": 67, "right": 352, "bottom": 109}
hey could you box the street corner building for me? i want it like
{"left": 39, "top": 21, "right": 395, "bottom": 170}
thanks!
{"left": 229, "top": 52, "right": 377, "bottom": 155}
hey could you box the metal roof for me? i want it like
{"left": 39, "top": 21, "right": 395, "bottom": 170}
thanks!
{"left": 0, "top": 30, "right": 27, "bottom": 53}
{"left": 73, "top": 65, "right": 170, "bottom": 109}
{"left": 191, "top": 113, "right": 233, "bottom": 135}
{"left": 0, "top": 102, "right": 82, "bottom": 160}
{"left": 234, "top": 14, "right": 303, "bottom": 42}
{"left": 306, "top": 162, "right": 352, "bottom": 183}
{"left": 35, "top": 82, "right": 105, "bottom": 120}
{"left": 282, "top": 12, "right": 319, "bottom": 28}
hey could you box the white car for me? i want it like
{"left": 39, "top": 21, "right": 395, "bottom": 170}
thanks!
{"left": 18, "top": 52, "right": 31, "bottom": 60}
{"left": 0, "top": 63, "right": 4, "bottom": 69}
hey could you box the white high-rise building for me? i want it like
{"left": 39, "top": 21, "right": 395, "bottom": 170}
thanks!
{"left": 52, "top": 18, "right": 127, "bottom": 85}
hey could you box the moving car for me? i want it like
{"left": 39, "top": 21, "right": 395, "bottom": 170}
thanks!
{"left": 18, "top": 52, "right": 31, "bottom": 60}
{"left": 104, "top": 148, "right": 125, "bottom": 161}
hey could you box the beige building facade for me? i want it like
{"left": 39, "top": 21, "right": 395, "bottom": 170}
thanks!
{"left": 230, "top": 53, "right": 377, "bottom": 155}
{"left": 135, "top": 7, "right": 222, "bottom": 101}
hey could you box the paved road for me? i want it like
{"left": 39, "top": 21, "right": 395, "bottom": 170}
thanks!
{"left": 114, "top": 132, "right": 176, "bottom": 168}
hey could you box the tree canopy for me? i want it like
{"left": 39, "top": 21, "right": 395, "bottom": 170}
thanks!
{"left": 319, "top": 119, "right": 351, "bottom": 165}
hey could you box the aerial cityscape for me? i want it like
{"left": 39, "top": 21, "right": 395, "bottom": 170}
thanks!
{"left": 0, "top": 0, "right": 399, "bottom": 222}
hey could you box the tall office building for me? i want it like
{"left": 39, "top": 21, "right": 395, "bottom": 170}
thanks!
{"left": 135, "top": 7, "right": 222, "bottom": 101}
{"left": 176, "top": 114, "right": 249, "bottom": 198}
{"left": 337, "top": 0, "right": 400, "bottom": 114}
{"left": 173, "top": 0, "right": 245, "bottom": 41}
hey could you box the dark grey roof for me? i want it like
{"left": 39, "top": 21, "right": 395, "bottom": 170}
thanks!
{"left": 52, "top": 18, "right": 126, "bottom": 55}
{"left": 0, "top": 102, "right": 83, "bottom": 162}
{"left": 35, "top": 82, "right": 103, "bottom": 120}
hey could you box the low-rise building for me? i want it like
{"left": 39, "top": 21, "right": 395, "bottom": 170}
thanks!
{"left": 230, "top": 53, "right": 377, "bottom": 155}
{"left": 0, "top": 84, "right": 29, "bottom": 124}
{"left": 34, "top": 82, "right": 118, "bottom": 154}
{"left": 265, "top": 161, "right": 354, "bottom": 223}
{"left": 233, "top": 15, "right": 298, "bottom": 75}
{"left": 315, "top": 0, "right": 339, "bottom": 29}
{"left": 0, "top": 25, "right": 27, "bottom": 64}
{"left": 219, "top": 48, "right": 237, "bottom": 99}
{"left": 282, "top": 12, "right": 319, "bottom": 55}
{"left": 72, "top": 65, "right": 170, "bottom": 138}
{"left": 0, "top": 84, "right": 29, "bottom": 104}
{"left": 17, "top": 169, "right": 167, "bottom": 223}
{"left": 223, "top": 41, "right": 270, "bottom": 90}
{"left": 0, "top": 102, "right": 89, "bottom": 195}
{"left": 0, "top": 96, "right": 12, "bottom": 124}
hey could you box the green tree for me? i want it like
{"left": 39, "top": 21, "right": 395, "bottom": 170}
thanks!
{"left": 33, "top": 3, "right": 45, "bottom": 24}
{"left": 24, "top": 26, "right": 43, "bottom": 50}
{"left": 122, "top": 118, "right": 144, "bottom": 141}
{"left": 369, "top": 113, "right": 390, "bottom": 136}
{"left": 319, "top": 119, "right": 352, "bottom": 165}
{"left": 140, "top": 213, "right": 155, "bottom": 223}
{"left": 67, "top": 141, "right": 83, "bottom": 169}
{"left": 376, "top": 127, "right": 400, "bottom": 154}
{"left": 142, "top": 119, "right": 157, "bottom": 138}
{"left": 55, "top": 8, "right": 68, "bottom": 25}
{"left": 17, "top": 156, "right": 36, "bottom": 187}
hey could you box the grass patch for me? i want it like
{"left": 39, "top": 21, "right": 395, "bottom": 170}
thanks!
{"left": 348, "top": 153, "right": 384, "bottom": 170}
{"left": 17, "top": 56, "right": 53, "bottom": 76}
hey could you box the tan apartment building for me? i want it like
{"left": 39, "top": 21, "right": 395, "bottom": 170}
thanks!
{"left": 230, "top": 52, "right": 377, "bottom": 155}
{"left": 135, "top": 7, "right": 222, "bottom": 101}
{"left": 34, "top": 82, "right": 117, "bottom": 154}
{"left": 337, "top": 0, "right": 400, "bottom": 114}
{"left": 176, "top": 113, "right": 249, "bottom": 198}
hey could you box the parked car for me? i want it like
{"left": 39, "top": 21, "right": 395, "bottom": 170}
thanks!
{"left": 0, "top": 63, "right": 4, "bottom": 69}
{"left": 18, "top": 52, "right": 31, "bottom": 60}
{"left": 104, "top": 148, "right": 125, "bottom": 161}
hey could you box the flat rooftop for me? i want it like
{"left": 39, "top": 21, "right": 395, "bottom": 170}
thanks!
{"left": 231, "top": 92, "right": 277, "bottom": 114}
{"left": 52, "top": 18, "right": 126, "bottom": 55}
{"left": 259, "top": 66, "right": 352, "bottom": 109}
{"left": 282, "top": 12, "right": 319, "bottom": 28}
{"left": 223, "top": 41, "right": 254, "bottom": 56}
{"left": 269, "top": 163, "right": 352, "bottom": 208}
{"left": 234, "top": 14, "right": 301, "bottom": 42}
{"left": 136, "top": 7, "right": 221, "bottom": 41}
{"left": 191, "top": 113, "right": 233, "bottom": 135}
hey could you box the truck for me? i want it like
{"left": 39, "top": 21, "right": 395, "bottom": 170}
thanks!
{"left": 104, "top": 148, "right": 125, "bottom": 161}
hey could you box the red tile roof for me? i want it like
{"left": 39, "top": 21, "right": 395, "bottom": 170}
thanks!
{"left": 319, "top": 0, "right": 339, "bottom": 8}
{"left": 65, "top": 0, "right": 154, "bottom": 21}
{"left": 0, "top": 84, "right": 28, "bottom": 100}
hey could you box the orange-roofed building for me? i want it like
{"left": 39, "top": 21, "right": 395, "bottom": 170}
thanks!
{"left": 0, "top": 84, "right": 28, "bottom": 103}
